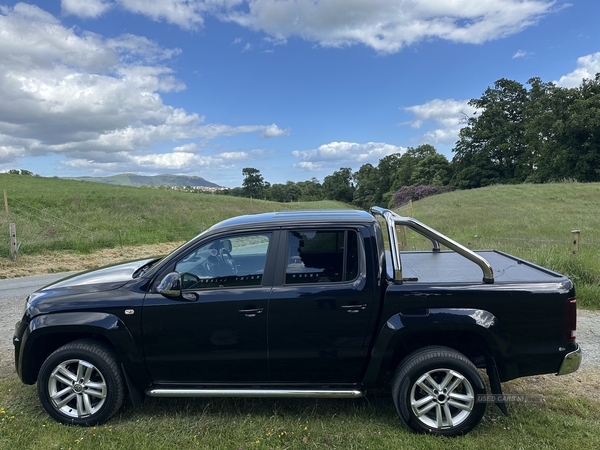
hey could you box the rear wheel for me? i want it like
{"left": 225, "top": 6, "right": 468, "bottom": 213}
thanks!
{"left": 392, "top": 346, "right": 487, "bottom": 436}
{"left": 37, "top": 340, "right": 124, "bottom": 426}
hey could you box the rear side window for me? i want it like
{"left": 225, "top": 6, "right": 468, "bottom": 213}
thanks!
{"left": 285, "top": 230, "right": 358, "bottom": 284}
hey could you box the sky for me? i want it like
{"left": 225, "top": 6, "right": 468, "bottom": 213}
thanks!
{"left": 0, "top": 1, "right": 599, "bottom": 188}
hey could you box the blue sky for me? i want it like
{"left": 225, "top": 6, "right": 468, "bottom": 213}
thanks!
{"left": 0, "top": 1, "right": 599, "bottom": 187}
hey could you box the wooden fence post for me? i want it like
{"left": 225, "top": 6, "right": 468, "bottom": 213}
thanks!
{"left": 397, "top": 226, "right": 408, "bottom": 251}
{"left": 4, "top": 190, "right": 8, "bottom": 214}
{"left": 571, "top": 230, "right": 580, "bottom": 255}
{"left": 9, "top": 222, "right": 17, "bottom": 261}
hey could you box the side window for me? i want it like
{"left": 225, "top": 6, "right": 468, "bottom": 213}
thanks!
{"left": 285, "top": 230, "right": 359, "bottom": 284}
{"left": 175, "top": 233, "right": 271, "bottom": 289}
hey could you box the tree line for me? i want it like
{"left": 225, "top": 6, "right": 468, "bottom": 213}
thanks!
{"left": 224, "top": 144, "right": 453, "bottom": 209}
{"left": 224, "top": 73, "right": 600, "bottom": 208}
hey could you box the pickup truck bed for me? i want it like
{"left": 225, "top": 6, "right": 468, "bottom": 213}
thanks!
{"left": 401, "top": 250, "right": 564, "bottom": 283}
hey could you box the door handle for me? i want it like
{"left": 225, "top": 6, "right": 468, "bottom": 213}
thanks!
{"left": 238, "top": 308, "right": 264, "bottom": 318}
{"left": 341, "top": 304, "right": 367, "bottom": 313}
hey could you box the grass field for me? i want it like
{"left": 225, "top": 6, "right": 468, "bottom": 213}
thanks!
{"left": 1, "top": 369, "right": 600, "bottom": 450}
{"left": 0, "top": 174, "right": 345, "bottom": 254}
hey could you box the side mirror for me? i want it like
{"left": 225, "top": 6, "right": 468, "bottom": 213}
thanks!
{"left": 156, "top": 272, "right": 182, "bottom": 298}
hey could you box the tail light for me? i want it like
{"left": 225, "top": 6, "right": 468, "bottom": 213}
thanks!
{"left": 565, "top": 297, "right": 577, "bottom": 342}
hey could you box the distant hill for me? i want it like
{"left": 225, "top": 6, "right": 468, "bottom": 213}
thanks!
{"left": 68, "top": 173, "right": 222, "bottom": 188}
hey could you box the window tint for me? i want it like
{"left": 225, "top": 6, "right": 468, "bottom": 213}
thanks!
{"left": 285, "top": 230, "right": 358, "bottom": 284}
{"left": 175, "top": 233, "right": 271, "bottom": 289}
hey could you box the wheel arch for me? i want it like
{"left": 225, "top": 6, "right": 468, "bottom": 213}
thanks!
{"left": 19, "top": 312, "right": 148, "bottom": 388}
{"left": 363, "top": 308, "right": 516, "bottom": 386}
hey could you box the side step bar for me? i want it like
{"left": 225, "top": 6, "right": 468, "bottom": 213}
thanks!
{"left": 146, "top": 388, "right": 364, "bottom": 399}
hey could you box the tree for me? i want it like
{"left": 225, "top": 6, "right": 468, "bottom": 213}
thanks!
{"left": 411, "top": 153, "right": 452, "bottom": 186}
{"left": 283, "top": 181, "right": 301, "bottom": 202}
{"left": 322, "top": 168, "right": 355, "bottom": 203}
{"left": 353, "top": 163, "right": 379, "bottom": 209}
{"left": 452, "top": 79, "right": 530, "bottom": 187}
{"left": 453, "top": 74, "right": 600, "bottom": 186}
{"left": 7, "top": 169, "right": 34, "bottom": 175}
{"left": 242, "top": 167, "right": 265, "bottom": 198}
{"left": 267, "top": 181, "right": 303, "bottom": 202}
{"left": 392, "top": 144, "right": 438, "bottom": 191}
{"left": 296, "top": 178, "right": 324, "bottom": 201}
{"left": 375, "top": 153, "right": 403, "bottom": 205}
{"left": 529, "top": 75, "right": 600, "bottom": 182}
{"left": 267, "top": 183, "right": 286, "bottom": 202}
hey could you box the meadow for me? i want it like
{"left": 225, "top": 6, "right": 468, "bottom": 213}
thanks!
{"left": 0, "top": 174, "right": 343, "bottom": 254}
{"left": 1, "top": 175, "right": 599, "bottom": 448}
{"left": 1, "top": 370, "right": 599, "bottom": 450}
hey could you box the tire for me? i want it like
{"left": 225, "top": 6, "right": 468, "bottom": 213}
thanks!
{"left": 37, "top": 339, "right": 125, "bottom": 426}
{"left": 392, "top": 346, "right": 487, "bottom": 436}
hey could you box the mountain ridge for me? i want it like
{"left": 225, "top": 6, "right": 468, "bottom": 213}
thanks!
{"left": 68, "top": 173, "right": 222, "bottom": 188}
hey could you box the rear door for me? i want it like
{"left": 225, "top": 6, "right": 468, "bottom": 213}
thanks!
{"left": 268, "top": 227, "right": 375, "bottom": 383}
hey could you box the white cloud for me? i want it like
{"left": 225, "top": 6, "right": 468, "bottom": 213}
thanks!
{"left": 0, "top": 144, "right": 26, "bottom": 165}
{"left": 173, "top": 143, "right": 201, "bottom": 153}
{"left": 513, "top": 49, "right": 532, "bottom": 58}
{"left": 116, "top": 0, "right": 205, "bottom": 30}
{"left": 68, "top": 1, "right": 560, "bottom": 54}
{"left": 115, "top": 0, "right": 224, "bottom": 30}
{"left": 260, "top": 123, "right": 290, "bottom": 138}
{"left": 403, "top": 99, "right": 478, "bottom": 145}
{"left": 292, "top": 141, "right": 404, "bottom": 170}
{"left": 223, "top": 0, "right": 560, "bottom": 54}
{"left": 62, "top": 0, "right": 113, "bottom": 19}
{"left": 555, "top": 52, "right": 600, "bottom": 88}
{"left": 62, "top": 149, "right": 264, "bottom": 173}
{"left": 0, "top": 4, "right": 286, "bottom": 171}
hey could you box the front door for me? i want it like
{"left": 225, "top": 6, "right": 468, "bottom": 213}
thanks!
{"left": 142, "top": 232, "right": 273, "bottom": 384}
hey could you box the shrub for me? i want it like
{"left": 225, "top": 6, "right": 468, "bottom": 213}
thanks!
{"left": 392, "top": 184, "right": 454, "bottom": 207}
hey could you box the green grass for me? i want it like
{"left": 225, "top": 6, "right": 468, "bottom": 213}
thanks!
{"left": 396, "top": 182, "right": 600, "bottom": 309}
{"left": 0, "top": 174, "right": 345, "bottom": 255}
{"left": 2, "top": 349, "right": 599, "bottom": 447}
{"left": 2, "top": 371, "right": 600, "bottom": 450}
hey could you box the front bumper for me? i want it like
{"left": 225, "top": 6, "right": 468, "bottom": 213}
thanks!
{"left": 556, "top": 344, "right": 582, "bottom": 375}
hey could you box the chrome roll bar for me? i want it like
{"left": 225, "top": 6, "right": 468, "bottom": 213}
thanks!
{"left": 370, "top": 206, "right": 494, "bottom": 284}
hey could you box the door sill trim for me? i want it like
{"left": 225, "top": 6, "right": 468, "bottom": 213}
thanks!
{"left": 145, "top": 388, "right": 364, "bottom": 398}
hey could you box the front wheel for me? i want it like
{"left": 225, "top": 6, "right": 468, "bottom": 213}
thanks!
{"left": 37, "top": 339, "right": 125, "bottom": 426}
{"left": 392, "top": 346, "right": 487, "bottom": 436}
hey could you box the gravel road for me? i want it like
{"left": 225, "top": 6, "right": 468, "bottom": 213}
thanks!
{"left": 0, "top": 273, "right": 76, "bottom": 373}
{"left": 1, "top": 274, "right": 598, "bottom": 373}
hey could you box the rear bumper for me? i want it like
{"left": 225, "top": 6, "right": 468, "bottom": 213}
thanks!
{"left": 556, "top": 345, "right": 582, "bottom": 376}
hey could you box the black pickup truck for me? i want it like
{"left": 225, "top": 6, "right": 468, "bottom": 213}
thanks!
{"left": 13, "top": 207, "right": 581, "bottom": 436}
